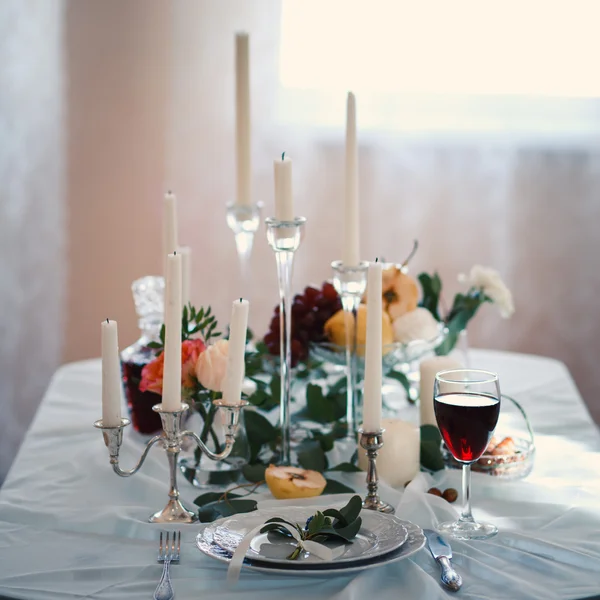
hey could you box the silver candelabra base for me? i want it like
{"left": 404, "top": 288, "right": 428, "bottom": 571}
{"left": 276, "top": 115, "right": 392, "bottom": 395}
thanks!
{"left": 94, "top": 400, "right": 247, "bottom": 523}
{"left": 359, "top": 429, "right": 395, "bottom": 514}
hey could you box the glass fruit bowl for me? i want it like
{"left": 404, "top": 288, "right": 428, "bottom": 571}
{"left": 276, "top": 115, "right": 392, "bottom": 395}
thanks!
{"left": 310, "top": 322, "right": 448, "bottom": 376}
{"left": 441, "top": 394, "right": 535, "bottom": 479}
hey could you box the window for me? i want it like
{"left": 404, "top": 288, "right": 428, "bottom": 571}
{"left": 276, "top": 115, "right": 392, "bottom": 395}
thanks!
{"left": 278, "top": 0, "right": 600, "bottom": 138}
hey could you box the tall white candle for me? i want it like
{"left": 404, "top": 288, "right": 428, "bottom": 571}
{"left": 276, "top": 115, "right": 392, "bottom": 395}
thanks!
{"left": 235, "top": 32, "right": 251, "bottom": 207}
{"left": 362, "top": 260, "right": 383, "bottom": 432}
{"left": 419, "top": 355, "right": 463, "bottom": 426}
{"left": 222, "top": 298, "right": 250, "bottom": 404}
{"left": 101, "top": 319, "right": 122, "bottom": 427}
{"left": 274, "top": 154, "right": 294, "bottom": 221}
{"left": 163, "top": 191, "right": 178, "bottom": 277}
{"left": 178, "top": 245, "right": 191, "bottom": 309}
{"left": 162, "top": 252, "right": 183, "bottom": 411}
{"left": 344, "top": 92, "right": 360, "bottom": 266}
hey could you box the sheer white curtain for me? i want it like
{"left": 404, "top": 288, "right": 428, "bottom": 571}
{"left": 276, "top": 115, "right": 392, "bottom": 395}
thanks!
{"left": 0, "top": 0, "right": 66, "bottom": 480}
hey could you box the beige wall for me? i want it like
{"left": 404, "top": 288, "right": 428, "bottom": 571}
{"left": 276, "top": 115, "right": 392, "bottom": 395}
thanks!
{"left": 63, "top": 1, "right": 600, "bottom": 425}
{"left": 64, "top": 0, "right": 170, "bottom": 361}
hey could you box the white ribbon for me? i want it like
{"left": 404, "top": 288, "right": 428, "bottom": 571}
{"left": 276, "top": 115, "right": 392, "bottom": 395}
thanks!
{"left": 227, "top": 520, "right": 341, "bottom": 585}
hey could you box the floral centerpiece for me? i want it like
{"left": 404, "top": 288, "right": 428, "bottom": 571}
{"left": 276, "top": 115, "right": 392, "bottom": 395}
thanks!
{"left": 138, "top": 306, "right": 252, "bottom": 483}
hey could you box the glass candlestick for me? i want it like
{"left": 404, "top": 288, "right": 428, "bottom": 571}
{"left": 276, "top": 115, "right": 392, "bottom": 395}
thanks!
{"left": 265, "top": 216, "right": 306, "bottom": 465}
{"left": 331, "top": 260, "right": 368, "bottom": 438}
{"left": 226, "top": 202, "right": 263, "bottom": 289}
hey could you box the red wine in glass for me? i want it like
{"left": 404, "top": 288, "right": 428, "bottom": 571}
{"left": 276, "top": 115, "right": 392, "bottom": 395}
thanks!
{"left": 434, "top": 392, "right": 500, "bottom": 462}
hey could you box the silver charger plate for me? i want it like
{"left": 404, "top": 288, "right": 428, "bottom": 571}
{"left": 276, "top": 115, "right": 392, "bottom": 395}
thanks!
{"left": 195, "top": 517, "right": 425, "bottom": 576}
{"left": 211, "top": 507, "right": 408, "bottom": 565}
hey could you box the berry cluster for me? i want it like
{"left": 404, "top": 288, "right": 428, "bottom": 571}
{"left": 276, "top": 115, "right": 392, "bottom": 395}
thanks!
{"left": 263, "top": 282, "right": 342, "bottom": 365}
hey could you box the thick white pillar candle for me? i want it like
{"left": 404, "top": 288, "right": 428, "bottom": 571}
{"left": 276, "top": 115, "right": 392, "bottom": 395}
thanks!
{"left": 362, "top": 260, "right": 383, "bottom": 432}
{"left": 178, "top": 245, "right": 191, "bottom": 309}
{"left": 358, "top": 418, "right": 420, "bottom": 487}
{"left": 235, "top": 33, "right": 251, "bottom": 207}
{"left": 162, "top": 252, "right": 183, "bottom": 411}
{"left": 274, "top": 154, "right": 294, "bottom": 221}
{"left": 419, "top": 355, "right": 463, "bottom": 426}
{"left": 222, "top": 298, "right": 250, "bottom": 404}
{"left": 101, "top": 319, "right": 122, "bottom": 426}
{"left": 163, "top": 191, "right": 178, "bottom": 277}
{"left": 344, "top": 92, "right": 360, "bottom": 266}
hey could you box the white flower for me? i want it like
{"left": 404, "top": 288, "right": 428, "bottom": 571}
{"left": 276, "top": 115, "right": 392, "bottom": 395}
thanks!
{"left": 460, "top": 265, "right": 515, "bottom": 318}
{"left": 195, "top": 339, "right": 229, "bottom": 391}
{"left": 392, "top": 307, "right": 440, "bottom": 344}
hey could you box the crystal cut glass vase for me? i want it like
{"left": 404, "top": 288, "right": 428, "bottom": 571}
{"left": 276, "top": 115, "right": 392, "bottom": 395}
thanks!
{"left": 120, "top": 276, "right": 165, "bottom": 435}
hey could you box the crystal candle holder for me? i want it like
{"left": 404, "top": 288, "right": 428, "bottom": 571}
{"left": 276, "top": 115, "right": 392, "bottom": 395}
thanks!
{"left": 331, "top": 260, "right": 368, "bottom": 437}
{"left": 226, "top": 202, "right": 263, "bottom": 289}
{"left": 265, "top": 216, "right": 306, "bottom": 465}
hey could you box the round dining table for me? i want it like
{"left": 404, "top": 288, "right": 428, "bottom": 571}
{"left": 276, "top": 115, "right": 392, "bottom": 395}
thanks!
{"left": 0, "top": 348, "right": 599, "bottom": 600}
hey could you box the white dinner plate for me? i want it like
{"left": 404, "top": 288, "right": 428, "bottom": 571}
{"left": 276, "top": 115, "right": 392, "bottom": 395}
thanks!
{"left": 211, "top": 507, "right": 408, "bottom": 565}
{"left": 195, "top": 516, "right": 425, "bottom": 576}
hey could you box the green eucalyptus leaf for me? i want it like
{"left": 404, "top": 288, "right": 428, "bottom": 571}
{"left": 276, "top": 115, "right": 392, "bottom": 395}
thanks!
{"left": 418, "top": 272, "right": 442, "bottom": 320}
{"left": 297, "top": 442, "right": 327, "bottom": 473}
{"left": 320, "top": 515, "right": 362, "bottom": 541}
{"left": 308, "top": 511, "right": 325, "bottom": 535}
{"left": 387, "top": 370, "right": 411, "bottom": 396}
{"left": 322, "top": 508, "right": 349, "bottom": 527}
{"left": 146, "top": 341, "right": 162, "bottom": 349}
{"left": 260, "top": 523, "right": 294, "bottom": 537}
{"left": 327, "top": 462, "right": 362, "bottom": 473}
{"left": 339, "top": 495, "right": 363, "bottom": 522}
{"left": 197, "top": 498, "right": 257, "bottom": 523}
{"left": 241, "top": 463, "right": 267, "bottom": 483}
{"left": 193, "top": 491, "right": 237, "bottom": 507}
{"left": 311, "top": 431, "right": 335, "bottom": 453}
{"left": 323, "top": 479, "right": 356, "bottom": 495}
{"left": 306, "top": 383, "right": 342, "bottom": 423}
{"left": 420, "top": 424, "right": 445, "bottom": 471}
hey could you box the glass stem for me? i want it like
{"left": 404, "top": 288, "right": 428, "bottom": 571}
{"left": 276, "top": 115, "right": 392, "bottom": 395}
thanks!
{"left": 341, "top": 294, "right": 360, "bottom": 437}
{"left": 275, "top": 250, "right": 294, "bottom": 465}
{"left": 234, "top": 231, "right": 254, "bottom": 294}
{"left": 459, "top": 463, "right": 474, "bottom": 523}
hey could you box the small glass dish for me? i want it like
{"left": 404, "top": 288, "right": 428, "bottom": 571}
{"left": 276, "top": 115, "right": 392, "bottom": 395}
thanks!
{"left": 441, "top": 394, "right": 535, "bottom": 479}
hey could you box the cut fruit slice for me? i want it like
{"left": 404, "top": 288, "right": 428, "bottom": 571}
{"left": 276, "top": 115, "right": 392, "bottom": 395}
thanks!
{"left": 265, "top": 465, "right": 327, "bottom": 500}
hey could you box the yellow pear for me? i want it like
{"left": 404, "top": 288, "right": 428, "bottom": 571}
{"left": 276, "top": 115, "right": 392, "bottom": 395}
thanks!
{"left": 265, "top": 465, "right": 327, "bottom": 500}
{"left": 324, "top": 304, "right": 394, "bottom": 356}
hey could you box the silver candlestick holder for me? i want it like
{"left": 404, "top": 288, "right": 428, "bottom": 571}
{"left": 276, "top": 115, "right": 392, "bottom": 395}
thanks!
{"left": 94, "top": 400, "right": 247, "bottom": 523}
{"left": 331, "top": 260, "right": 368, "bottom": 437}
{"left": 265, "top": 216, "right": 306, "bottom": 465}
{"left": 359, "top": 429, "right": 395, "bottom": 514}
{"left": 226, "top": 202, "right": 263, "bottom": 289}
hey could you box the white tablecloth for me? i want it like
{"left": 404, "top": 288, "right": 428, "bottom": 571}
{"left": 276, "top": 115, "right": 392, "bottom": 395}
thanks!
{"left": 0, "top": 350, "right": 599, "bottom": 599}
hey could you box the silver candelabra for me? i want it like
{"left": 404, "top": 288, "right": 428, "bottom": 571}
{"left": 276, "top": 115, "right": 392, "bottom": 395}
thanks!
{"left": 94, "top": 400, "right": 247, "bottom": 523}
{"left": 359, "top": 429, "right": 395, "bottom": 514}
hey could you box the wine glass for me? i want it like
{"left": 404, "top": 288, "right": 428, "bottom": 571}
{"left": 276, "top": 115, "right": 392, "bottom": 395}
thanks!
{"left": 434, "top": 369, "right": 501, "bottom": 540}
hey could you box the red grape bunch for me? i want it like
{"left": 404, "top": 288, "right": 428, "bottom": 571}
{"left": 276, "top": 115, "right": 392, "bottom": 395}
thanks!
{"left": 263, "top": 281, "right": 342, "bottom": 366}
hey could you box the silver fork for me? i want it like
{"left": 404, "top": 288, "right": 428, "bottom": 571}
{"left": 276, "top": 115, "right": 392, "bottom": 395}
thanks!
{"left": 154, "top": 530, "right": 181, "bottom": 600}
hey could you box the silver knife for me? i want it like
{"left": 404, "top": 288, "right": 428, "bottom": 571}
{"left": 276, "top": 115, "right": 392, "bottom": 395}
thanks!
{"left": 423, "top": 529, "right": 463, "bottom": 592}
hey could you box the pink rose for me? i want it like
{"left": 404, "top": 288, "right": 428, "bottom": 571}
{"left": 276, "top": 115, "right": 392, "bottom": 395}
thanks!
{"left": 140, "top": 353, "right": 165, "bottom": 395}
{"left": 140, "top": 338, "right": 206, "bottom": 395}
{"left": 195, "top": 339, "right": 229, "bottom": 392}
{"left": 181, "top": 339, "right": 206, "bottom": 389}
